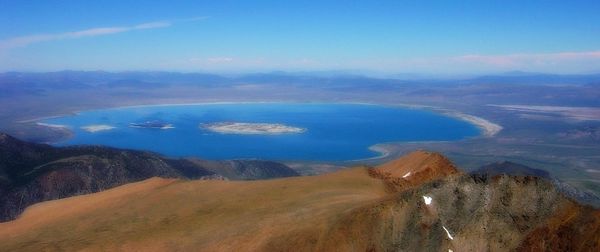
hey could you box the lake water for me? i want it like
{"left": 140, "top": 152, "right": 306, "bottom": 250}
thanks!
{"left": 42, "top": 103, "right": 480, "bottom": 161}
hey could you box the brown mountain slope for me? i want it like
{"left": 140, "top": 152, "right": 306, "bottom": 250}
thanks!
{"left": 0, "top": 133, "right": 298, "bottom": 222}
{"left": 0, "top": 168, "right": 386, "bottom": 251}
{"left": 0, "top": 151, "right": 598, "bottom": 251}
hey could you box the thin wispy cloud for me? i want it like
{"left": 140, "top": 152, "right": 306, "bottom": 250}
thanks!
{"left": 0, "top": 17, "right": 207, "bottom": 51}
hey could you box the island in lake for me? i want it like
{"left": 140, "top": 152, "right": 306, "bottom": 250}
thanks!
{"left": 129, "top": 121, "right": 174, "bottom": 129}
{"left": 81, "top": 124, "right": 115, "bottom": 133}
{"left": 201, "top": 122, "right": 306, "bottom": 135}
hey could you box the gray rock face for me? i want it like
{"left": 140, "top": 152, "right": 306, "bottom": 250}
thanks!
{"left": 320, "top": 173, "right": 599, "bottom": 251}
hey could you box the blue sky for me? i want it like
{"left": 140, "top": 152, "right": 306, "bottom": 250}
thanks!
{"left": 1, "top": 0, "right": 599, "bottom": 74}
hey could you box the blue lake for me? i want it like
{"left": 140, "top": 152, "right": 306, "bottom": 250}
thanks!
{"left": 42, "top": 103, "right": 480, "bottom": 161}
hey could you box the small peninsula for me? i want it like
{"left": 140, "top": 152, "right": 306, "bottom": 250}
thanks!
{"left": 201, "top": 122, "right": 306, "bottom": 135}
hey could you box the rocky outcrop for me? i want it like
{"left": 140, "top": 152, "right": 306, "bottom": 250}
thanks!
{"left": 320, "top": 174, "right": 587, "bottom": 251}
{"left": 370, "top": 150, "right": 460, "bottom": 191}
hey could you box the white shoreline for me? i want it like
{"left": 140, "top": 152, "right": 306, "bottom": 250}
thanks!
{"left": 346, "top": 144, "right": 394, "bottom": 162}
{"left": 365, "top": 144, "right": 392, "bottom": 160}
{"left": 381, "top": 103, "right": 502, "bottom": 137}
{"left": 18, "top": 113, "right": 78, "bottom": 123}
{"left": 441, "top": 111, "right": 503, "bottom": 137}
{"left": 35, "top": 122, "right": 69, "bottom": 129}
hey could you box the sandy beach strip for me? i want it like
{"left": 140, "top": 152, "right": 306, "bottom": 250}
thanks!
{"left": 35, "top": 122, "right": 69, "bottom": 129}
{"left": 442, "top": 111, "right": 503, "bottom": 137}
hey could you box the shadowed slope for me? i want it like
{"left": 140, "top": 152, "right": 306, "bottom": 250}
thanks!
{"left": 471, "top": 161, "right": 551, "bottom": 179}
{"left": 0, "top": 133, "right": 298, "bottom": 222}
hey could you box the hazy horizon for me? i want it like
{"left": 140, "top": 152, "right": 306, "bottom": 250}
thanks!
{"left": 2, "top": 69, "right": 600, "bottom": 80}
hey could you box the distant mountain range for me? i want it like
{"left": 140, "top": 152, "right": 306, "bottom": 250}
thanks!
{"left": 0, "top": 133, "right": 298, "bottom": 222}
{"left": 0, "top": 150, "right": 597, "bottom": 251}
{"left": 463, "top": 71, "right": 600, "bottom": 85}
{"left": 1, "top": 70, "right": 598, "bottom": 93}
